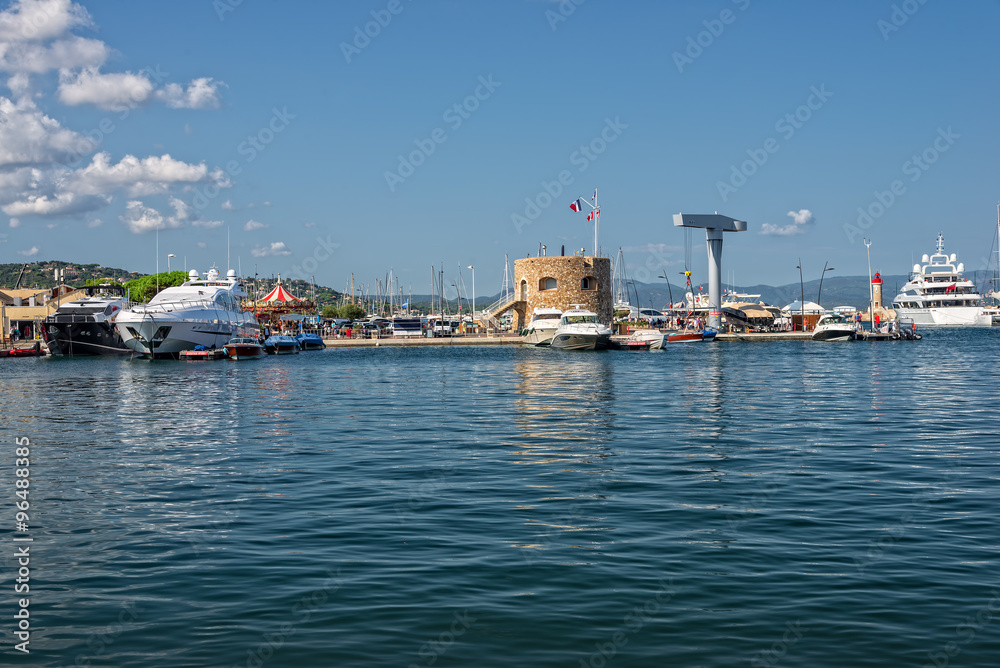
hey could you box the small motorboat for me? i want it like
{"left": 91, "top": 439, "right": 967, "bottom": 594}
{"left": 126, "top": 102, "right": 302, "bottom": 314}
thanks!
{"left": 550, "top": 306, "right": 612, "bottom": 351}
{"left": 295, "top": 332, "right": 326, "bottom": 350}
{"left": 610, "top": 337, "right": 652, "bottom": 351}
{"left": 626, "top": 328, "right": 667, "bottom": 349}
{"left": 666, "top": 328, "right": 717, "bottom": 343}
{"left": 5, "top": 342, "right": 44, "bottom": 357}
{"left": 224, "top": 337, "right": 266, "bottom": 359}
{"left": 264, "top": 335, "right": 300, "bottom": 355}
{"left": 812, "top": 314, "right": 857, "bottom": 342}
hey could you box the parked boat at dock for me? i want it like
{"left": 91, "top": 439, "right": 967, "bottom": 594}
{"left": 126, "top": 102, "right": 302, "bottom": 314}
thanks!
{"left": 521, "top": 307, "right": 563, "bottom": 346}
{"left": 264, "top": 335, "right": 299, "bottom": 354}
{"left": 891, "top": 234, "right": 990, "bottom": 326}
{"left": 295, "top": 332, "right": 325, "bottom": 350}
{"left": 550, "top": 306, "right": 612, "bottom": 351}
{"left": 41, "top": 284, "right": 132, "bottom": 356}
{"left": 812, "top": 313, "right": 857, "bottom": 342}
{"left": 224, "top": 337, "right": 265, "bottom": 359}
{"left": 116, "top": 267, "right": 259, "bottom": 358}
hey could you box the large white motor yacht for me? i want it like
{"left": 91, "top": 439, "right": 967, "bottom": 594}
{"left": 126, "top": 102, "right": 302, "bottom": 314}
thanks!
{"left": 891, "top": 234, "right": 990, "bottom": 327}
{"left": 116, "top": 268, "right": 259, "bottom": 357}
{"left": 550, "top": 306, "right": 612, "bottom": 351}
{"left": 521, "top": 307, "right": 563, "bottom": 346}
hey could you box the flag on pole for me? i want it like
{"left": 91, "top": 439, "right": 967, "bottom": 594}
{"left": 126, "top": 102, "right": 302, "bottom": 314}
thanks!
{"left": 569, "top": 199, "right": 583, "bottom": 212}
{"left": 587, "top": 211, "right": 594, "bottom": 221}
{"left": 592, "top": 188, "right": 597, "bottom": 202}
{"left": 596, "top": 208, "right": 601, "bottom": 218}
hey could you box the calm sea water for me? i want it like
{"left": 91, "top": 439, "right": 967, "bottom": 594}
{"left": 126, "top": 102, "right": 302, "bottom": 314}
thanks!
{"left": 2, "top": 330, "right": 1000, "bottom": 667}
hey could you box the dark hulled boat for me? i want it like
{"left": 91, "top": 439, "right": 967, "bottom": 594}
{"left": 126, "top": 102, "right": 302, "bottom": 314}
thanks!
{"left": 41, "top": 285, "right": 132, "bottom": 356}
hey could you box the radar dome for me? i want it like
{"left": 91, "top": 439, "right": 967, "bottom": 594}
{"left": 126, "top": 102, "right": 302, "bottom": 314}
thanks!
{"left": 188, "top": 269, "right": 200, "bottom": 280}
{"left": 913, "top": 263, "right": 921, "bottom": 273}
{"left": 957, "top": 262, "right": 964, "bottom": 272}
{"left": 949, "top": 253, "right": 957, "bottom": 263}
{"left": 921, "top": 254, "right": 929, "bottom": 263}
{"left": 227, "top": 269, "right": 236, "bottom": 278}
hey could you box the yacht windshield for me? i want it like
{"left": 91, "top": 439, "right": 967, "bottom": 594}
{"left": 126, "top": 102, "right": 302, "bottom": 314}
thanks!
{"left": 563, "top": 315, "right": 598, "bottom": 324}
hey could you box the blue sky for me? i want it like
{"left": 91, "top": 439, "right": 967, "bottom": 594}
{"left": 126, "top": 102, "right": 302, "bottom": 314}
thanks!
{"left": 1, "top": 0, "right": 999, "bottom": 298}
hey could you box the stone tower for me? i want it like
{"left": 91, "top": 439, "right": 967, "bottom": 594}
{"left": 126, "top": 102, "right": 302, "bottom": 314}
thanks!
{"left": 512, "top": 255, "right": 612, "bottom": 330}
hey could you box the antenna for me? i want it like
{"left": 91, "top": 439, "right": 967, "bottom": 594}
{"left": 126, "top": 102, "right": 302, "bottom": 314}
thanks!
{"left": 227, "top": 226, "right": 231, "bottom": 272}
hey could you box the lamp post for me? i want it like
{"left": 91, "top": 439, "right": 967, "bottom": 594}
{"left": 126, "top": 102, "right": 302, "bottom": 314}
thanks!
{"left": 167, "top": 253, "right": 175, "bottom": 273}
{"left": 796, "top": 258, "right": 805, "bottom": 331}
{"left": 467, "top": 265, "right": 475, "bottom": 332}
{"left": 817, "top": 261, "right": 835, "bottom": 308}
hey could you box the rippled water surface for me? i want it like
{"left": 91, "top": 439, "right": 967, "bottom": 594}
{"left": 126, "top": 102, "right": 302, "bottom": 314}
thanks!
{"left": 2, "top": 330, "right": 999, "bottom": 666}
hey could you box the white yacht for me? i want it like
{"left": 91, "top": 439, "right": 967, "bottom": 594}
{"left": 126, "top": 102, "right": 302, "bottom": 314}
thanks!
{"left": 116, "top": 267, "right": 259, "bottom": 357}
{"left": 811, "top": 313, "right": 857, "bottom": 342}
{"left": 550, "top": 306, "right": 612, "bottom": 351}
{"left": 521, "top": 307, "right": 563, "bottom": 346}
{"left": 891, "top": 234, "right": 990, "bottom": 327}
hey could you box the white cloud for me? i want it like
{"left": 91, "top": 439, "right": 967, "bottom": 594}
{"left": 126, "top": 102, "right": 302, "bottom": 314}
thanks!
{"left": 0, "top": 0, "right": 92, "bottom": 43}
{"left": 57, "top": 67, "right": 153, "bottom": 109}
{"left": 251, "top": 241, "right": 291, "bottom": 257}
{"left": 18, "top": 244, "right": 38, "bottom": 256}
{"left": 9, "top": 217, "right": 19, "bottom": 227}
{"left": 221, "top": 199, "right": 234, "bottom": 210}
{"left": 304, "top": 221, "right": 316, "bottom": 228}
{"left": 119, "top": 199, "right": 183, "bottom": 234}
{"left": 0, "top": 35, "right": 108, "bottom": 73}
{"left": 244, "top": 219, "right": 267, "bottom": 231}
{"left": 0, "top": 95, "right": 95, "bottom": 168}
{"left": 154, "top": 77, "right": 224, "bottom": 109}
{"left": 68, "top": 152, "right": 213, "bottom": 197}
{"left": 197, "top": 241, "right": 206, "bottom": 248}
{"left": 86, "top": 217, "right": 101, "bottom": 227}
{"left": 192, "top": 219, "right": 223, "bottom": 229}
{"left": 3, "top": 191, "right": 104, "bottom": 216}
{"left": 760, "top": 208, "right": 816, "bottom": 236}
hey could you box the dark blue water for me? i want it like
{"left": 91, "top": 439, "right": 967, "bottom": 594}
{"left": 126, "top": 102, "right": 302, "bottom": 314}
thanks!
{"left": 2, "top": 330, "right": 999, "bottom": 667}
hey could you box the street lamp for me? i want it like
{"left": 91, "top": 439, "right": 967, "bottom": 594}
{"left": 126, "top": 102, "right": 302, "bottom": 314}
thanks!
{"left": 817, "top": 262, "right": 835, "bottom": 307}
{"left": 796, "top": 259, "right": 805, "bottom": 331}
{"left": 167, "top": 253, "right": 175, "bottom": 273}
{"left": 467, "top": 265, "right": 475, "bottom": 328}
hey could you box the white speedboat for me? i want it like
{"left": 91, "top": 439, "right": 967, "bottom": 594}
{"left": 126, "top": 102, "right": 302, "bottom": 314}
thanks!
{"left": 891, "top": 234, "right": 991, "bottom": 326}
{"left": 627, "top": 328, "right": 667, "bottom": 349}
{"left": 550, "top": 306, "right": 612, "bottom": 351}
{"left": 116, "top": 267, "right": 259, "bottom": 357}
{"left": 521, "top": 307, "right": 563, "bottom": 346}
{"left": 812, "top": 313, "right": 857, "bottom": 341}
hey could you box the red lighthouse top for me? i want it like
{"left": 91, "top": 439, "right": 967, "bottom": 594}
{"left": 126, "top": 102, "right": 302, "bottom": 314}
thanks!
{"left": 872, "top": 272, "right": 883, "bottom": 284}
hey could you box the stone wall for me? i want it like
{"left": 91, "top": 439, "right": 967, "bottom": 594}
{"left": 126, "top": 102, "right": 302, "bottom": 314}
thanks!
{"left": 513, "top": 256, "right": 611, "bottom": 329}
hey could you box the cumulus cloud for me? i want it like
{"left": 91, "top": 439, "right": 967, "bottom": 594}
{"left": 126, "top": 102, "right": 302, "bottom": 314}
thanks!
{"left": 0, "top": 0, "right": 92, "bottom": 43}
{"left": 9, "top": 217, "right": 19, "bottom": 227}
{"left": 57, "top": 67, "right": 153, "bottom": 109}
{"left": 154, "top": 77, "right": 224, "bottom": 109}
{"left": 86, "top": 217, "right": 101, "bottom": 227}
{"left": 243, "top": 219, "right": 267, "bottom": 231}
{"left": 18, "top": 244, "right": 38, "bottom": 256}
{"left": 251, "top": 241, "right": 291, "bottom": 257}
{"left": 119, "top": 200, "right": 178, "bottom": 234}
{"left": 760, "top": 209, "right": 815, "bottom": 236}
{"left": 221, "top": 199, "right": 235, "bottom": 211}
{"left": 0, "top": 95, "right": 95, "bottom": 168}
{"left": 67, "top": 152, "right": 213, "bottom": 197}
{"left": 3, "top": 191, "right": 104, "bottom": 216}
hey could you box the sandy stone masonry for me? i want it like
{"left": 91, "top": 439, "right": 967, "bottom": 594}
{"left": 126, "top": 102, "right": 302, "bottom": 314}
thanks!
{"left": 512, "top": 256, "right": 611, "bottom": 330}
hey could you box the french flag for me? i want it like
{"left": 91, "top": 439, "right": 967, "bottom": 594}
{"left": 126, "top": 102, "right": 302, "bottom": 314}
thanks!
{"left": 569, "top": 199, "right": 583, "bottom": 212}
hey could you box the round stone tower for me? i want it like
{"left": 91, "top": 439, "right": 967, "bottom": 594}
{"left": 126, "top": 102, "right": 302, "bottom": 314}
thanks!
{"left": 512, "top": 255, "right": 612, "bottom": 330}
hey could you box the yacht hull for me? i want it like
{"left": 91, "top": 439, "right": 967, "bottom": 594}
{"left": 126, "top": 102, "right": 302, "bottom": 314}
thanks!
{"left": 812, "top": 327, "right": 856, "bottom": 342}
{"left": 41, "top": 321, "right": 130, "bottom": 356}
{"left": 117, "top": 313, "right": 256, "bottom": 358}
{"left": 893, "top": 307, "right": 991, "bottom": 327}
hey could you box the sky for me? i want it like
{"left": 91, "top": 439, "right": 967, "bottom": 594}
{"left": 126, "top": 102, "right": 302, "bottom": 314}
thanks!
{"left": 0, "top": 0, "right": 999, "bottom": 299}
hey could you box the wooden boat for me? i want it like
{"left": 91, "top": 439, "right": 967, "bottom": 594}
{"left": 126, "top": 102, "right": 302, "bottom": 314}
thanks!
{"left": 224, "top": 337, "right": 265, "bottom": 359}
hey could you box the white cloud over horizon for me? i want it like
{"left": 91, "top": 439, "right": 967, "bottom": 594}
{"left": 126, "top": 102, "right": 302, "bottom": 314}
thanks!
{"left": 251, "top": 241, "right": 291, "bottom": 257}
{"left": 760, "top": 208, "right": 815, "bottom": 236}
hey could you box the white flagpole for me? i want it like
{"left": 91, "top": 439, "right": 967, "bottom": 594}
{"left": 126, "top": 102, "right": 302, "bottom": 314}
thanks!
{"left": 593, "top": 188, "right": 598, "bottom": 257}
